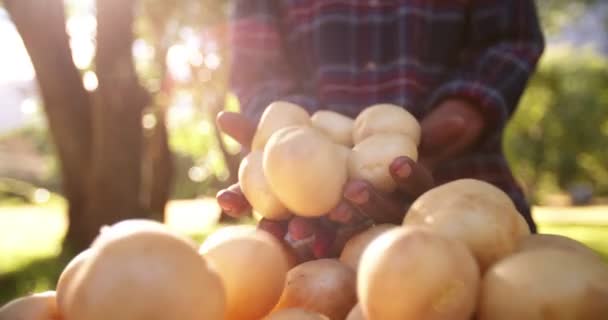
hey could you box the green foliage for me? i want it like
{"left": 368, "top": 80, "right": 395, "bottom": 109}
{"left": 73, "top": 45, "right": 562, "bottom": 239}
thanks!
{"left": 505, "top": 46, "right": 608, "bottom": 200}
{"left": 536, "top": 0, "right": 604, "bottom": 35}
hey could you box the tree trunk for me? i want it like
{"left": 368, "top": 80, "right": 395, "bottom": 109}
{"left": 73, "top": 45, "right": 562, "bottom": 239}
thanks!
{"left": 4, "top": 0, "right": 93, "bottom": 252}
{"left": 142, "top": 107, "right": 173, "bottom": 221}
{"left": 83, "top": 0, "right": 150, "bottom": 233}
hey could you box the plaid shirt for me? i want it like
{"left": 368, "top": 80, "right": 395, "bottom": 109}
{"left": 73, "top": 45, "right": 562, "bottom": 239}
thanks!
{"left": 229, "top": 0, "right": 545, "bottom": 232}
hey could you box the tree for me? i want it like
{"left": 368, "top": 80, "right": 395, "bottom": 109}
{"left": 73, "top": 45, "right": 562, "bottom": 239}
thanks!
{"left": 4, "top": 0, "right": 237, "bottom": 252}
{"left": 4, "top": 0, "right": 164, "bottom": 253}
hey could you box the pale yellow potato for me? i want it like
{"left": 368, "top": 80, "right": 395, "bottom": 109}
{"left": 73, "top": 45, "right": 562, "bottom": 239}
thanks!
{"left": 311, "top": 110, "right": 355, "bottom": 147}
{"left": 63, "top": 227, "right": 225, "bottom": 320}
{"left": 353, "top": 104, "right": 420, "bottom": 145}
{"left": 252, "top": 101, "right": 311, "bottom": 150}
{"left": 404, "top": 179, "right": 530, "bottom": 272}
{"left": 264, "top": 126, "right": 348, "bottom": 217}
{"left": 358, "top": 226, "right": 479, "bottom": 320}
{"left": 56, "top": 249, "right": 93, "bottom": 314}
{"left": 264, "top": 308, "right": 330, "bottom": 320}
{"left": 91, "top": 219, "right": 173, "bottom": 248}
{"left": 478, "top": 249, "right": 608, "bottom": 320}
{"left": 0, "top": 291, "right": 60, "bottom": 320}
{"left": 346, "top": 304, "right": 366, "bottom": 320}
{"left": 202, "top": 230, "right": 289, "bottom": 320}
{"left": 239, "top": 151, "right": 290, "bottom": 220}
{"left": 516, "top": 233, "right": 602, "bottom": 261}
{"left": 339, "top": 224, "right": 397, "bottom": 271}
{"left": 348, "top": 133, "right": 418, "bottom": 193}
{"left": 273, "top": 259, "right": 357, "bottom": 320}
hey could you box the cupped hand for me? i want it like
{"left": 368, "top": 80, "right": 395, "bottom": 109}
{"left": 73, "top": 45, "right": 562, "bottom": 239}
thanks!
{"left": 214, "top": 99, "right": 485, "bottom": 260}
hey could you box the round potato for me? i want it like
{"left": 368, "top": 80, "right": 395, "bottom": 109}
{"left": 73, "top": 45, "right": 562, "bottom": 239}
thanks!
{"left": 239, "top": 151, "right": 290, "bottom": 220}
{"left": 201, "top": 230, "right": 289, "bottom": 320}
{"left": 252, "top": 101, "right": 311, "bottom": 150}
{"left": 478, "top": 249, "right": 608, "bottom": 320}
{"left": 63, "top": 227, "right": 225, "bottom": 320}
{"left": 353, "top": 104, "right": 420, "bottom": 145}
{"left": 358, "top": 226, "right": 479, "bottom": 320}
{"left": 273, "top": 259, "right": 357, "bottom": 320}
{"left": 311, "top": 110, "right": 355, "bottom": 147}
{"left": 264, "top": 126, "right": 348, "bottom": 217}
{"left": 0, "top": 291, "right": 59, "bottom": 320}
{"left": 264, "top": 308, "right": 330, "bottom": 320}
{"left": 516, "top": 233, "right": 602, "bottom": 260}
{"left": 348, "top": 133, "right": 418, "bottom": 193}
{"left": 339, "top": 224, "right": 397, "bottom": 271}
{"left": 404, "top": 179, "right": 530, "bottom": 272}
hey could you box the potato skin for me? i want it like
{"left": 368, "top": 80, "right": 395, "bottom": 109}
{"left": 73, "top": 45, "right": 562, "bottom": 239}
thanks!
{"left": 348, "top": 133, "right": 418, "bottom": 193}
{"left": 252, "top": 101, "right": 311, "bottom": 151}
{"left": 404, "top": 179, "right": 530, "bottom": 272}
{"left": 264, "top": 126, "right": 348, "bottom": 217}
{"left": 239, "top": 151, "right": 290, "bottom": 220}
{"left": 358, "top": 226, "right": 479, "bottom": 320}
{"left": 311, "top": 110, "right": 355, "bottom": 147}
{"left": 352, "top": 104, "right": 420, "bottom": 145}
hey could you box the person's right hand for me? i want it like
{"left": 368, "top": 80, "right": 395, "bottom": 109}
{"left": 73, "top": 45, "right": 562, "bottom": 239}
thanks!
{"left": 214, "top": 111, "right": 429, "bottom": 261}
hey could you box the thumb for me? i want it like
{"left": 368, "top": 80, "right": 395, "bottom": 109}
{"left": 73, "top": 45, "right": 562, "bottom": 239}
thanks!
{"left": 419, "top": 99, "right": 485, "bottom": 168}
{"left": 216, "top": 111, "right": 256, "bottom": 149}
{"left": 420, "top": 113, "right": 467, "bottom": 156}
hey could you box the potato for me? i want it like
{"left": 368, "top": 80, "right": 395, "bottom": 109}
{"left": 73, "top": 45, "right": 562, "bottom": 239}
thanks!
{"left": 346, "top": 304, "right": 366, "bottom": 320}
{"left": 358, "top": 226, "right": 479, "bottom": 320}
{"left": 516, "top": 233, "right": 602, "bottom": 260}
{"left": 264, "top": 308, "right": 330, "bottom": 320}
{"left": 56, "top": 249, "right": 93, "bottom": 314}
{"left": 404, "top": 179, "right": 530, "bottom": 272}
{"left": 348, "top": 133, "right": 418, "bottom": 192}
{"left": 311, "top": 110, "right": 354, "bottom": 147}
{"left": 201, "top": 230, "right": 289, "bottom": 320}
{"left": 252, "top": 101, "right": 311, "bottom": 150}
{"left": 0, "top": 291, "right": 59, "bottom": 320}
{"left": 273, "top": 259, "right": 357, "bottom": 320}
{"left": 91, "top": 219, "right": 171, "bottom": 248}
{"left": 63, "top": 227, "right": 225, "bottom": 320}
{"left": 264, "top": 126, "right": 348, "bottom": 216}
{"left": 239, "top": 151, "right": 290, "bottom": 220}
{"left": 478, "top": 249, "right": 608, "bottom": 320}
{"left": 339, "top": 224, "right": 397, "bottom": 271}
{"left": 353, "top": 104, "right": 420, "bottom": 145}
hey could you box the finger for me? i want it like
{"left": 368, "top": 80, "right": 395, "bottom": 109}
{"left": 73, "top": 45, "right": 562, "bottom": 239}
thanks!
{"left": 216, "top": 183, "right": 251, "bottom": 218}
{"left": 312, "top": 226, "right": 337, "bottom": 259}
{"left": 328, "top": 201, "right": 356, "bottom": 224}
{"left": 288, "top": 217, "right": 319, "bottom": 241}
{"left": 331, "top": 218, "right": 375, "bottom": 254}
{"left": 343, "top": 180, "right": 405, "bottom": 224}
{"left": 258, "top": 218, "right": 288, "bottom": 241}
{"left": 389, "top": 156, "right": 434, "bottom": 198}
{"left": 216, "top": 111, "right": 256, "bottom": 149}
{"left": 420, "top": 114, "right": 466, "bottom": 156}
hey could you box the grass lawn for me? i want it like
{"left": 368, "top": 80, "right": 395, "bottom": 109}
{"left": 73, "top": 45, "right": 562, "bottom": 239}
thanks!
{"left": 0, "top": 200, "right": 607, "bottom": 305}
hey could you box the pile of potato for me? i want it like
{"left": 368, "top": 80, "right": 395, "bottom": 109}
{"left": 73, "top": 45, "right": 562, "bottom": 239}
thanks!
{"left": 2, "top": 102, "right": 608, "bottom": 320}
{"left": 240, "top": 101, "right": 419, "bottom": 220}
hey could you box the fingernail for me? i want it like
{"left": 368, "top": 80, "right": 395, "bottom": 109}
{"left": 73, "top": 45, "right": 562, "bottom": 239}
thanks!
{"left": 258, "top": 219, "right": 287, "bottom": 240}
{"left": 329, "top": 203, "right": 353, "bottom": 224}
{"left": 289, "top": 217, "right": 316, "bottom": 241}
{"left": 344, "top": 182, "right": 370, "bottom": 205}
{"left": 390, "top": 157, "right": 412, "bottom": 179}
{"left": 312, "top": 228, "right": 336, "bottom": 259}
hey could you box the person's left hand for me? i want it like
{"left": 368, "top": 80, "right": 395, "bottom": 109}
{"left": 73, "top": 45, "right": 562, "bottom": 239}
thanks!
{"left": 216, "top": 99, "right": 486, "bottom": 260}
{"left": 272, "top": 98, "right": 488, "bottom": 258}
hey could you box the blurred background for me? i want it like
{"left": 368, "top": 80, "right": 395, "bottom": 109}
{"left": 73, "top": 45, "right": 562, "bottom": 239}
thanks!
{"left": 0, "top": 0, "right": 606, "bottom": 304}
